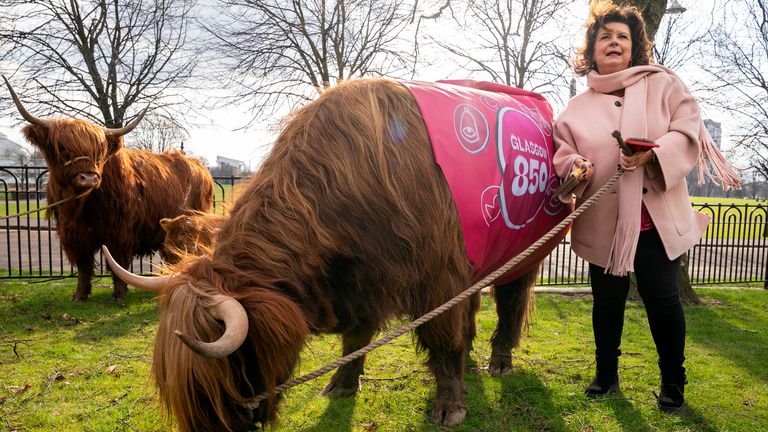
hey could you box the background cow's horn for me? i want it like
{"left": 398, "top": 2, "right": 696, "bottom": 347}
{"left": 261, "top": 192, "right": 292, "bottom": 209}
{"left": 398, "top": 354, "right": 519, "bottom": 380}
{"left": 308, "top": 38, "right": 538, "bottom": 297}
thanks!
{"left": 2, "top": 75, "right": 52, "bottom": 128}
{"left": 101, "top": 245, "right": 170, "bottom": 292}
{"left": 174, "top": 296, "right": 249, "bottom": 358}
{"left": 104, "top": 105, "right": 149, "bottom": 137}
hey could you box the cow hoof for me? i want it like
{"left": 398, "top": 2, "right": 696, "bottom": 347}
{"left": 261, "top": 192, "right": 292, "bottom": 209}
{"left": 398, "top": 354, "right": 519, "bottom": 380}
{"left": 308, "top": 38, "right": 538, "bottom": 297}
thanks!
{"left": 431, "top": 400, "right": 467, "bottom": 425}
{"left": 110, "top": 295, "right": 127, "bottom": 306}
{"left": 489, "top": 351, "right": 513, "bottom": 376}
{"left": 321, "top": 381, "right": 358, "bottom": 398}
{"left": 70, "top": 294, "right": 88, "bottom": 302}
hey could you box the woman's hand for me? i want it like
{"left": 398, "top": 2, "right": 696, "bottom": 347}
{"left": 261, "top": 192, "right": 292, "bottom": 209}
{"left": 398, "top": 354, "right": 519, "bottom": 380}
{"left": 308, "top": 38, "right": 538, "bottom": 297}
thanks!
{"left": 620, "top": 150, "right": 655, "bottom": 172}
{"left": 573, "top": 158, "right": 595, "bottom": 180}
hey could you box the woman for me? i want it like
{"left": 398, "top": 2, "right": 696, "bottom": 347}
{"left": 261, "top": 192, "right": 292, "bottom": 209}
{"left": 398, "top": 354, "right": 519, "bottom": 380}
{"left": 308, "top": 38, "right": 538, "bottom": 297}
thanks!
{"left": 553, "top": 1, "right": 739, "bottom": 412}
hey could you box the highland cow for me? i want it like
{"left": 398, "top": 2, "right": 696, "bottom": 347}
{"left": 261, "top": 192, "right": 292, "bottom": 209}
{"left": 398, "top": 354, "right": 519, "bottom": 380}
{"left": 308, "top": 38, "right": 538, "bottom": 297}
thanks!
{"left": 3, "top": 76, "right": 214, "bottom": 302}
{"left": 105, "top": 78, "right": 569, "bottom": 430}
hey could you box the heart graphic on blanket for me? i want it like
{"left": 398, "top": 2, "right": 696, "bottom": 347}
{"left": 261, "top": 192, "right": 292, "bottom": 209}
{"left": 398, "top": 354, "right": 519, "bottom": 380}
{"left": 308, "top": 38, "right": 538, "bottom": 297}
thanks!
{"left": 481, "top": 186, "right": 501, "bottom": 225}
{"left": 543, "top": 175, "right": 564, "bottom": 216}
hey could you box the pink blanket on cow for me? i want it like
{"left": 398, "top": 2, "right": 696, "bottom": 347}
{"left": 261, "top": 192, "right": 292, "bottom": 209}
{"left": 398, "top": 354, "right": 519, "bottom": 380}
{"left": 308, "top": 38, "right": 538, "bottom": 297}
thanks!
{"left": 403, "top": 80, "right": 569, "bottom": 285}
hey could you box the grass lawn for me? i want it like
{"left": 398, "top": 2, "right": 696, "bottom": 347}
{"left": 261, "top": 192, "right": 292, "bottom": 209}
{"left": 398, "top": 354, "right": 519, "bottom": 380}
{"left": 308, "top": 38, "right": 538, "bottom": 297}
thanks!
{"left": 0, "top": 184, "right": 235, "bottom": 218}
{"left": 690, "top": 196, "right": 764, "bottom": 206}
{"left": 0, "top": 202, "right": 45, "bottom": 219}
{"left": 0, "top": 280, "right": 766, "bottom": 431}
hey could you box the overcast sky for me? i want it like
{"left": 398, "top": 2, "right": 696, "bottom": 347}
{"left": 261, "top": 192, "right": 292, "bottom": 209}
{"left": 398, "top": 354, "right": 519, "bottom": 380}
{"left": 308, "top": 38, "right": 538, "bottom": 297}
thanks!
{"left": 0, "top": 0, "right": 730, "bottom": 170}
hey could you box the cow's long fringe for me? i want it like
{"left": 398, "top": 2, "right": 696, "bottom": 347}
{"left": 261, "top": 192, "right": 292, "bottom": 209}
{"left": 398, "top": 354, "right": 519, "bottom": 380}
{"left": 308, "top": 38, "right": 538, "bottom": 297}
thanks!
{"left": 153, "top": 258, "right": 308, "bottom": 432}
{"left": 160, "top": 211, "right": 228, "bottom": 263}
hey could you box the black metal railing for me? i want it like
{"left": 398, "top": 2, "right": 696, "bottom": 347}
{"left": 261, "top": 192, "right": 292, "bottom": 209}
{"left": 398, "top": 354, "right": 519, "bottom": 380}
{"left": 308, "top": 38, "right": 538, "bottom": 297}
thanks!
{"left": 2, "top": 165, "right": 767, "bottom": 287}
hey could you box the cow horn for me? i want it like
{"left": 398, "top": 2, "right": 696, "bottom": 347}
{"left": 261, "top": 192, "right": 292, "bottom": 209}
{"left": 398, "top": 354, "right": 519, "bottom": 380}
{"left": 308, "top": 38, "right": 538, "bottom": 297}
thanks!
{"left": 2, "top": 75, "right": 52, "bottom": 128}
{"left": 101, "top": 245, "right": 171, "bottom": 292}
{"left": 174, "top": 295, "right": 249, "bottom": 358}
{"left": 104, "top": 105, "right": 149, "bottom": 137}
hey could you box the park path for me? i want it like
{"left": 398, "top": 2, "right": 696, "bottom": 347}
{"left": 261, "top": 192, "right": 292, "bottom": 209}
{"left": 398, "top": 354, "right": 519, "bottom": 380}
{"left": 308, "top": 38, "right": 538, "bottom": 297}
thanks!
{"left": 3, "top": 218, "right": 766, "bottom": 286}
{"left": 1, "top": 218, "right": 162, "bottom": 277}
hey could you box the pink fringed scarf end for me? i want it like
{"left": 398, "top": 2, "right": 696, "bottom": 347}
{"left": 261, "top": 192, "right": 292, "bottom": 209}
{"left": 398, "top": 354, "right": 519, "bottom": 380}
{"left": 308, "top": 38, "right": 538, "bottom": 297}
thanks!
{"left": 604, "top": 220, "right": 640, "bottom": 277}
{"left": 696, "top": 133, "right": 742, "bottom": 191}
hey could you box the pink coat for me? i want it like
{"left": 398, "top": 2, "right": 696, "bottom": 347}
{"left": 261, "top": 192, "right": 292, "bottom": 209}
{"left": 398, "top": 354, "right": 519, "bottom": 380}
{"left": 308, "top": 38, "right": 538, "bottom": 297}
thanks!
{"left": 553, "top": 66, "right": 710, "bottom": 268}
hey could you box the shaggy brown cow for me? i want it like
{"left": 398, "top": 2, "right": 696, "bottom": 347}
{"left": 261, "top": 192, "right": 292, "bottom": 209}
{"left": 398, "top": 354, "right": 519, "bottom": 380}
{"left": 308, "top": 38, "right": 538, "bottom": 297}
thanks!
{"left": 159, "top": 210, "right": 227, "bottom": 262}
{"left": 105, "top": 78, "right": 567, "bottom": 431}
{"left": 3, "top": 76, "right": 214, "bottom": 302}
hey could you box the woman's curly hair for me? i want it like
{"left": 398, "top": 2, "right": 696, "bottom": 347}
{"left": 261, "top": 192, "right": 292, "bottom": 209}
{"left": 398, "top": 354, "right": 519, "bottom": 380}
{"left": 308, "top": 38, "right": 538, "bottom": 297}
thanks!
{"left": 573, "top": 1, "right": 652, "bottom": 76}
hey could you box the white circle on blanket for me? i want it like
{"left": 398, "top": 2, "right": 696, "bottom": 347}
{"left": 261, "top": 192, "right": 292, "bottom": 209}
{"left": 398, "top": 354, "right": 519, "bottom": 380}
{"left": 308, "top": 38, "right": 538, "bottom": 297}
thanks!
{"left": 453, "top": 104, "right": 489, "bottom": 154}
{"left": 479, "top": 96, "right": 500, "bottom": 110}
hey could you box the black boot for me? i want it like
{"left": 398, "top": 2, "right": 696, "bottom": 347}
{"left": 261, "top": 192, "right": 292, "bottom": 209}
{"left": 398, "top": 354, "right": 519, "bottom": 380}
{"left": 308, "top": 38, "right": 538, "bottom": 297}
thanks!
{"left": 657, "top": 382, "right": 685, "bottom": 413}
{"left": 585, "top": 375, "right": 619, "bottom": 396}
{"left": 657, "top": 362, "right": 686, "bottom": 413}
{"left": 585, "top": 357, "right": 619, "bottom": 397}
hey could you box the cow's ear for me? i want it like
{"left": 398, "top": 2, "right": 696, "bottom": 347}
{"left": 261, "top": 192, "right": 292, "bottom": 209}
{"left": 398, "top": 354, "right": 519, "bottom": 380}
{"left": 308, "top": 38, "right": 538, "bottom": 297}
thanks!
{"left": 21, "top": 124, "right": 53, "bottom": 155}
{"left": 106, "top": 135, "right": 124, "bottom": 155}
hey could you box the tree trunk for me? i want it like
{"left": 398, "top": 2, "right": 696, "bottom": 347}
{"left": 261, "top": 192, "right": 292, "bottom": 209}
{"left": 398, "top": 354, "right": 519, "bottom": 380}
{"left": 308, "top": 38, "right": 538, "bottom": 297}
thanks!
{"left": 605, "top": 0, "right": 667, "bottom": 40}
{"left": 609, "top": 0, "right": 700, "bottom": 304}
{"left": 628, "top": 253, "right": 698, "bottom": 304}
{"left": 678, "top": 253, "right": 699, "bottom": 304}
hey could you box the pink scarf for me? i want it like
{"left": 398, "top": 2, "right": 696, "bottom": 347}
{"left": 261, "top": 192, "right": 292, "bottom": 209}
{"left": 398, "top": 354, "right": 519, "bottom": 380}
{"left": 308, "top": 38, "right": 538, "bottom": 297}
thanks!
{"left": 588, "top": 65, "right": 741, "bottom": 276}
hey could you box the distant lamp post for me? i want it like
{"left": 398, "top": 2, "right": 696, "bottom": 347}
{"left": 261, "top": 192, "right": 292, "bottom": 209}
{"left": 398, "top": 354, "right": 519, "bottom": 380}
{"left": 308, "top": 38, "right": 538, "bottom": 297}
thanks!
{"left": 655, "top": 0, "right": 686, "bottom": 65}
{"left": 666, "top": 0, "right": 686, "bottom": 14}
{"left": 569, "top": 77, "right": 577, "bottom": 98}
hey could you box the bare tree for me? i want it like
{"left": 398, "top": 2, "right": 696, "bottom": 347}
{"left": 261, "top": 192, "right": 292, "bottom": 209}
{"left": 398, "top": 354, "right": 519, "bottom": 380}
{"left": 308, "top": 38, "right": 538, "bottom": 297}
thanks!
{"left": 652, "top": 10, "right": 708, "bottom": 69}
{"left": 201, "top": 0, "right": 417, "bottom": 123}
{"left": 427, "top": 0, "right": 572, "bottom": 102}
{"left": 0, "top": 0, "right": 197, "bottom": 128}
{"left": 407, "top": 0, "right": 457, "bottom": 76}
{"left": 125, "top": 112, "right": 188, "bottom": 153}
{"left": 699, "top": 0, "right": 768, "bottom": 182}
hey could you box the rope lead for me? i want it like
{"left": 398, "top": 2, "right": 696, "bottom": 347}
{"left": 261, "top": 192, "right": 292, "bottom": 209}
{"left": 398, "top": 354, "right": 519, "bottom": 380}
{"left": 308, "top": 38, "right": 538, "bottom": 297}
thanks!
{"left": 243, "top": 169, "right": 623, "bottom": 410}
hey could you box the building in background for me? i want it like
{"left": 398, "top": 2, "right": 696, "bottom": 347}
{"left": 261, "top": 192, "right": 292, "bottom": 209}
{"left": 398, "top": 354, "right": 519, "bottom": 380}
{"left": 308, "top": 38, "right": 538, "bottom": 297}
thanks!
{"left": 214, "top": 155, "right": 247, "bottom": 177}
{"left": 1, "top": 132, "right": 44, "bottom": 166}
{"left": 687, "top": 119, "right": 727, "bottom": 198}
{"left": 0, "top": 131, "right": 29, "bottom": 166}
{"left": 704, "top": 119, "right": 721, "bottom": 147}
{"left": 0, "top": 131, "right": 47, "bottom": 197}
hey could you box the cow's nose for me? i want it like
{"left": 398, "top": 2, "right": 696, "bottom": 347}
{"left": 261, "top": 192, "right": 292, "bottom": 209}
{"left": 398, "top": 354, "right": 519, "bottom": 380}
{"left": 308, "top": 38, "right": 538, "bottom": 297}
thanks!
{"left": 75, "top": 172, "right": 100, "bottom": 188}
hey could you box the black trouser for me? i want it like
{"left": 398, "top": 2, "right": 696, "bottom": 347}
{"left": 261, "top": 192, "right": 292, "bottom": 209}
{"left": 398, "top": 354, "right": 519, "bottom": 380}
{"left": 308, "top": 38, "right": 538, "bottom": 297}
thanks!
{"left": 589, "top": 228, "right": 686, "bottom": 383}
